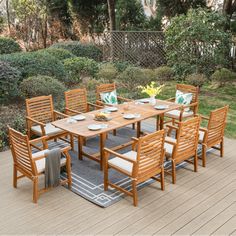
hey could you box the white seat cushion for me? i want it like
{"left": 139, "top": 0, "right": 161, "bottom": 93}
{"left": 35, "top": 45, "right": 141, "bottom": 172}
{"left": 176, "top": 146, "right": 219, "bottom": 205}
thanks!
{"left": 32, "top": 150, "right": 66, "bottom": 173}
{"left": 31, "top": 123, "right": 64, "bottom": 136}
{"left": 165, "top": 110, "right": 193, "bottom": 119}
{"left": 199, "top": 130, "right": 205, "bottom": 142}
{"left": 108, "top": 150, "right": 137, "bottom": 175}
{"left": 164, "top": 137, "right": 176, "bottom": 156}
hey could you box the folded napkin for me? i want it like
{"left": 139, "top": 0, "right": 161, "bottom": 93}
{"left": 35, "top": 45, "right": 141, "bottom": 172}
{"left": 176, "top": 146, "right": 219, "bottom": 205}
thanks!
{"left": 44, "top": 148, "right": 61, "bottom": 188}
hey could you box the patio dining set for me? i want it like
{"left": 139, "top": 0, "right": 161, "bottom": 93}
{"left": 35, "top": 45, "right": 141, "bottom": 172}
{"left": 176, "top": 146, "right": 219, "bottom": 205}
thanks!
{"left": 8, "top": 82, "right": 228, "bottom": 206}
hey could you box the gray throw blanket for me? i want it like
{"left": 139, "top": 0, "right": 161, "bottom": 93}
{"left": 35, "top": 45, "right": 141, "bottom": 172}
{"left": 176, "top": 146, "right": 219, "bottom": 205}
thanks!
{"left": 45, "top": 148, "right": 61, "bottom": 188}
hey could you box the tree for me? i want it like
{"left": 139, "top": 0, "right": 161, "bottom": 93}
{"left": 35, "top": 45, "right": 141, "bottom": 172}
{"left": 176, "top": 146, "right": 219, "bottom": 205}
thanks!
{"left": 107, "top": 0, "right": 116, "bottom": 30}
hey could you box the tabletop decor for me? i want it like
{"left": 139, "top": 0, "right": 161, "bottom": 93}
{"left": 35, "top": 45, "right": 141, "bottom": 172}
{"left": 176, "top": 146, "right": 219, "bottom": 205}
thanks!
{"left": 138, "top": 82, "right": 164, "bottom": 105}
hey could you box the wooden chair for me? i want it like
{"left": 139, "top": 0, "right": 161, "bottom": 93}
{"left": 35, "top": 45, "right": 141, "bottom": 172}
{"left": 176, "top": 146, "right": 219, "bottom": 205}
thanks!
{"left": 26, "top": 95, "right": 74, "bottom": 150}
{"left": 96, "top": 82, "right": 131, "bottom": 106}
{"left": 65, "top": 88, "right": 102, "bottom": 115}
{"left": 8, "top": 127, "right": 72, "bottom": 203}
{"left": 164, "top": 116, "right": 200, "bottom": 184}
{"left": 104, "top": 130, "right": 165, "bottom": 206}
{"left": 198, "top": 106, "right": 228, "bottom": 167}
{"left": 162, "top": 84, "right": 199, "bottom": 129}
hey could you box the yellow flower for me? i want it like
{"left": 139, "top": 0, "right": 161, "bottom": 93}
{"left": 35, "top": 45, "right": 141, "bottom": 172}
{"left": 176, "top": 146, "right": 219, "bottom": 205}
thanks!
{"left": 138, "top": 82, "right": 164, "bottom": 97}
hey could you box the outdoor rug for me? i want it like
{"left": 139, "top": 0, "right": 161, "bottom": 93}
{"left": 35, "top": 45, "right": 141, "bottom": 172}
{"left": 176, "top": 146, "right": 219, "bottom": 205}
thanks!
{"left": 60, "top": 126, "right": 189, "bottom": 208}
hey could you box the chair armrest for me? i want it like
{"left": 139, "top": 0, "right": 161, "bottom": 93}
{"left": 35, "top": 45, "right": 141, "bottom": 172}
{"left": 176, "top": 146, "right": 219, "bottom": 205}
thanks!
{"left": 199, "top": 115, "right": 210, "bottom": 121}
{"left": 87, "top": 102, "right": 103, "bottom": 109}
{"left": 96, "top": 100, "right": 106, "bottom": 107}
{"left": 166, "top": 124, "right": 179, "bottom": 130}
{"left": 117, "top": 96, "right": 132, "bottom": 102}
{"left": 131, "top": 137, "right": 139, "bottom": 150}
{"left": 166, "top": 97, "right": 175, "bottom": 102}
{"left": 54, "top": 110, "right": 69, "bottom": 120}
{"left": 29, "top": 136, "right": 48, "bottom": 145}
{"left": 26, "top": 116, "right": 45, "bottom": 127}
{"left": 104, "top": 147, "right": 137, "bottom": 164}
{"left": 182, "top": 102, "right": 198, "bottom": 109}
{"left": 65, "top": 107, "right": 82, "bottom": 115}
{"left": 165, "top": 139, "right": 176, "bottom": 146}
{"left": 200, "top": 127, "right": 208, "bottom": 133}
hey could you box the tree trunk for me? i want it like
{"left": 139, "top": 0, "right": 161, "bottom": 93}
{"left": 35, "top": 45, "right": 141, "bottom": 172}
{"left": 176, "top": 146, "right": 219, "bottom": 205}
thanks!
{"left": 6, "top": 0, "right": 11, "bottom": 32}
{"left": 107, "top": 0, "right": 116, "bottom": 30}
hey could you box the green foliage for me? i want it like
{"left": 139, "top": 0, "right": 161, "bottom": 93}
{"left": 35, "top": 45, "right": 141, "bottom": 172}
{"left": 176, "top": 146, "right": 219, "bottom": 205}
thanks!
{"left": 0, "top": 61, "right": 22, "bottom": 102}
{"left": 50, "top": 41, "right": 102, "bottom": 61}
{"left": 185, "top": 73, "right": 207, "bottom": 87}
{"left": 20, "top": 75, "right": 66, "bottom": 98}
{"left": 159, "top": 0, "right": 207, "bottom": 18}
{"left": 0, "top": 51, "right": 67, "bottom": 81}
{"left": 166, "top": 8, "right": 231, "bottom": 78}
{"left": 41, "top": 48, "right": 75, "bottom": 61}
{"left": 116, "top": 0, "right": 146, "bottom": 30}
{"left": 154, "top": 66, "right": 174, "bottom": 81}
{"left": 63, "top": 57, "right": 99, "bottom": 85}
{"left": 113, "top": 61, "right": 132, "bottom": 72}
{"left": 0, "top": 37, "right": 22, "bottom": 54}
{"left": 210, "top": 68, "right": 236, "bottom": 86}
{"left": 97, "top": 63, "right": 118, "bottom": 82}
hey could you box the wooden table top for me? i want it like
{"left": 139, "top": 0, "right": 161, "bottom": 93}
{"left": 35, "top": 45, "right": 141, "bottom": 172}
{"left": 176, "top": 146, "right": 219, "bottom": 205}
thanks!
{"left": 52, "top": 99, "right": 181, "bottom": 138}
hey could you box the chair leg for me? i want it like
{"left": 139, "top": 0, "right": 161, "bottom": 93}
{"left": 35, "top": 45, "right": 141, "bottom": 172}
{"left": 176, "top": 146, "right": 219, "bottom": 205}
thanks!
{"left": 132, "top": 123, "right": 135, "bottom": 130}
{"left": 54, "top": 138, "right": 57, "bottom": 142}
{"left": 33, "top": 177, "right": 39, "bottom": 204}
{"left": 65, "top": 153, "right": 72, "bottom": 189}
{"left": 194, "top": 151, "right": 198, "bottom": 172}
{"left": 13, "top": 165, "right": 17, "bottom": 188}
{"left": 172, "top": 160, "right": 176, "bottom": 184}
{"left": 160, "top": 168, "right": 165, "bottom": 191}
{"left": 113, "top": 129, "right": 117, "bottom": 136}
{"left": 202, "top": 144, "right": 207, "bottom": 167}
{"left": 220, "top": 139, "right": 224, "bottom": 157}
{"left": 132, "top": 180, "right": 138, "bottom": 206}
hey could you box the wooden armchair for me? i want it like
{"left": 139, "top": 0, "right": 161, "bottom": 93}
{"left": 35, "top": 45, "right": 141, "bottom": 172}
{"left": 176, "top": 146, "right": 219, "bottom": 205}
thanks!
{"left": 8, "top": 127, "right": 72, "bottom": 203}
{"left": 26, "top": 95, "right": 74, "bottom": 150}
{"left": 96, "top": 83, "right": 131, "bottom": 106}
{"left": 164, "top": 116, "right": 200, "bottom": 184}
{"left": 64, "top": 88, "right": 102, "bottom": 115}
{"left": 104, "top": 130, "right": 165, "bottom": 206}
{"left": 162, "top": 84, "right": 199, "bottom": 128}
{"left": 198, "top": 106, "right": 228, "bottom": 167}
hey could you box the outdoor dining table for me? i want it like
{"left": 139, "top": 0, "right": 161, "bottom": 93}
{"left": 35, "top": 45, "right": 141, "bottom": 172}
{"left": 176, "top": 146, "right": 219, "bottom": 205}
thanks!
{"left": 52, "top": 99, "right": 181, "bottom": 170}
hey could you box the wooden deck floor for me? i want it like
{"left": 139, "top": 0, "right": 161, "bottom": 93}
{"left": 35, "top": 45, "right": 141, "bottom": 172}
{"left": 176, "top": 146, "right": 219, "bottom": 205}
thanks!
{"left": 0, "top": 122, "right": 236, "bottom": 235}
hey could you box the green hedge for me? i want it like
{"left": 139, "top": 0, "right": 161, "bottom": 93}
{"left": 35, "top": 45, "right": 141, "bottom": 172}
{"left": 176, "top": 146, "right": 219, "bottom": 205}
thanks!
{"left": 0, "top": 37, "right": 21, "bottom": 54}
{"left": 0, "top": 61, "right": 22, "bottom": 102}
{"left": 50, "top": 41, "right": 102, "bottom": 61}
{"left": 20, "top": 75, "right": 66, "bottom": 98}
{"left": 0, "top": 51, "right": 67, "bottom": 81}
{"left": 40, "top": 48, "right": 75, "bottom": 61}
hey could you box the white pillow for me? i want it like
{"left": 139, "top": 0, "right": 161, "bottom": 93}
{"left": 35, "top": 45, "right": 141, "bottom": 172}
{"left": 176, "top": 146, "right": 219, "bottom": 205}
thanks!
{"left": 175, "top": 90, "right": 193, "bottom": 112}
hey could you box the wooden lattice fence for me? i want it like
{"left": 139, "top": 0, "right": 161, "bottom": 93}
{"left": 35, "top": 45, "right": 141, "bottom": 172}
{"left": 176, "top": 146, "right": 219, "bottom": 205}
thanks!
{"left": 94, "top": 31, "right": 166, "bottom": 68}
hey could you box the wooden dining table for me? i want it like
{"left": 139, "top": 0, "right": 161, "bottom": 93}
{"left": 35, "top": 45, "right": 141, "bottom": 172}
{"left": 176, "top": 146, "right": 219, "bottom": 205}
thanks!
{"left": 52, "top": 99, "right": 181, "bottom": 170}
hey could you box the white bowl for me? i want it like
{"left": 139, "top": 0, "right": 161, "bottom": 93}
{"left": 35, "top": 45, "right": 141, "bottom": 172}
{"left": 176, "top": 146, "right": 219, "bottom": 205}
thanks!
{"left": 154, "top": 105, "right": 169, "bottom": 110}
{"left": 106, "top": 106, "right": 118, "bottom": 112}
{"left": 139, "top": 98, "right": 149, "bottom": 103}
{"left": 88, "top": 124, "right": 102, "bottom": 131}
{"left": 73, "top": 115, "right": 86, "bottom": 121}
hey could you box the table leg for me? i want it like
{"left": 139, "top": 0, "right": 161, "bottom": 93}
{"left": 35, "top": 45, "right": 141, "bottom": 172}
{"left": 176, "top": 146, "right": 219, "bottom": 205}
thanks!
{"left": 156, "top": 115, "right": 160, "bottom": 130}
{"left": 160, "top": 114, "right": 164, "bottom": 130}
{"left": 137, "top": 121, "right": 141, "bottom": 138}
{"left": 100, "top": 132, "right": 106, "bottom": 170}
{"left": 78, "top": 136, "right": 83, "bottom": 160}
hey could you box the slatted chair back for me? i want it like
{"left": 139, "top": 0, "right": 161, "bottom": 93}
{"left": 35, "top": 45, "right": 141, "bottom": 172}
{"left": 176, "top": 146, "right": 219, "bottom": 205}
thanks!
{"left": 65, "top": 88, "right": 88, "bottom": 114}
{"left": 174, "top": 116, "right": 200, "bottom": 161}
{"left": 26, "top": 95, "right": 54, "bottom": 124}
{"left": 135, "top": 130, "right": 165, "bottom": 179}
{"left": 207, "top": 106, "right": 228, "bottom": 147}
{"left": 176, "top": 84, "right": 199, "bottom": 104}
{"left": 96, "top": 83, "right": 116, "bottom": 101}
{"left": 8, "top": 127, "right": 35, "bottom": 176}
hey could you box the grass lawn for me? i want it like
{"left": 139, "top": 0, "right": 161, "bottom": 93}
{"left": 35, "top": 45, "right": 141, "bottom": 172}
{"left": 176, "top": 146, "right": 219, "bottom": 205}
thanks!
{"left": 119, "top": 81, "right": 236, "bottom": 139}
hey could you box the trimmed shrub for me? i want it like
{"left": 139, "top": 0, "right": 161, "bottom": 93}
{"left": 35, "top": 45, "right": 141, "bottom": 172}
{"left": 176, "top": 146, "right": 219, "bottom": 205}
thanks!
{"left": 50, "top": 41, "right": 102, "bottom": 61}
{"left": 113, "top": 61, "right": 132, "bottom": 72}
{"left": 97, "top": 63, "right": 118, "bottom": 82}
{"left": 185, "top": 73, "right": 207, "bottom": 87}
{"left": 40, "top": 48, "right": 75, "bottom": 61}
{"left": 154, "top": 66, "right": 174, "bottom": 81}
{"left": 0, "top": 37, "right": 21, "bottom": 54}
{"left": 0, "top": 61, "right": 22, "bottom": 102}
{"left": 0, "top": 51, "right": 67, "bottom": 81}
{"left": 210, "top": 68, "right": 236, "bottom": 86}
{"left": 20, "top": 76, "right": 66, "bottom": 98}
{"left": 63, "top": 57, "right": 99, "bottom": 85}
